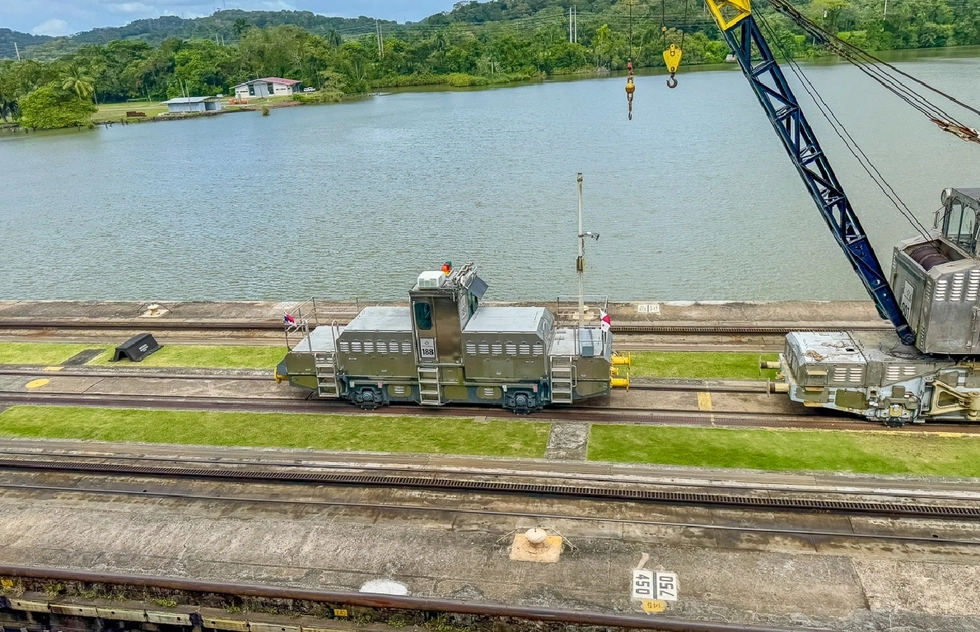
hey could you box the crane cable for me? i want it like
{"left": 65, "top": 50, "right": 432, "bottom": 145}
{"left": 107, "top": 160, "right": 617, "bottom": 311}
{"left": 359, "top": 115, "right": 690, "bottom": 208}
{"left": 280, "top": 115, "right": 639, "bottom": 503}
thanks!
{"left": 757, "top": 13, "right": 933, "bottom": 240}
{"left": 626, "top": 0, "right": 635, "bottom": 120}
{"left": 661, "top": 0, "right": 684, "bottom": 87}
{"left": 768, "top": 0, "right": 980, "bottom": 144}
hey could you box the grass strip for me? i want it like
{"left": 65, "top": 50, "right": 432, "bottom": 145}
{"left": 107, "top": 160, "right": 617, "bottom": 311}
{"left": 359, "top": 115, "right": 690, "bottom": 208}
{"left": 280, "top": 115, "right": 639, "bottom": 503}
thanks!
{"left": 0, "top": 406, "right": 550, "bottom": 458}
{"left": 627, "top": 351, "right": 780, "bottom": 380}
{"left": 92, "top": 102, "right": 168, "bottom": 122}
{"left": 0, "top": 343, "right": 107, "bottom": 366}
{"left": 87, "top": 345, "right": 286, "bottom": 370}
{"left": 589, "top": 425, "right": 980, "bottom": 477}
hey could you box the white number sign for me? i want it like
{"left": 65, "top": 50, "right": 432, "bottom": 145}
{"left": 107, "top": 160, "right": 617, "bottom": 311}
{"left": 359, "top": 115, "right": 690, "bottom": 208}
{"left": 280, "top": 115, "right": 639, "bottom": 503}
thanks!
{"left": 631, "top": 570, "right": 678, "bottom": 602}
{"left": 655, "top": 572, "right": 678, "bottom": 601}
{"left": 419, "top": 338, "right": 436, "bottom": 359}
{"left": 631, "top": 569, "right": 655, "bottom": 599}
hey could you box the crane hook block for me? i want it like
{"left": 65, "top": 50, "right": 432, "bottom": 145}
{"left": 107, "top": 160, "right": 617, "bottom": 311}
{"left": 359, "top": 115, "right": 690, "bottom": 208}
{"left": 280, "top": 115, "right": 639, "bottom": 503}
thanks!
{"left": 663, "top": 44, "right": 682, "bottom": 88}
{"left": 663, "top": 44, "right": 682, "bottom": 73}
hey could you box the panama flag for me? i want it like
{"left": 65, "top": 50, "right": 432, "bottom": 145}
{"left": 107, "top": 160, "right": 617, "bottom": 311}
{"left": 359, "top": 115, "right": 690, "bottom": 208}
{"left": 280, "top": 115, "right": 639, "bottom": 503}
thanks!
{"left": 283, "top": 313, "right": 295, "bottom": 324}
{"left": 599, "top": 309, "right": 611, "bottom": 332}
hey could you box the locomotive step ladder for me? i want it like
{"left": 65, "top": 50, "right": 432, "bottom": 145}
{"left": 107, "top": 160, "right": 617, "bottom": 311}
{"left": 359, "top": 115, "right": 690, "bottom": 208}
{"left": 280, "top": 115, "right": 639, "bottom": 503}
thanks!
{"left": 314, "top": 352, "right": 339, "bottom": 398}
{"left": 550, "top": 356, "right": 575, "bottom": 404}
{"left": 417, "top": 365, "right": 442, "bottom": 405}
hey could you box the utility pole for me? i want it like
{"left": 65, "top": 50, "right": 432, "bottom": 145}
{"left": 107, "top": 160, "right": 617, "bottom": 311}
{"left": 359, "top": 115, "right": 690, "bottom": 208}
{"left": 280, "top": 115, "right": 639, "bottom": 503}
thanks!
{"left": 577, "top": 173, "right": 585, "bottom": 322}
{"left": 376, "top": 20, "right": 384, "bottom": 59}
{"left": 569, "top": 7, "right": 572, "bottom": 43}
{"left": 573, "top": 7, "right": 578, "bottom": 43}
{"left": 13, "top": 42, "right": 20, "bottom": 60}
{"left": 882, "top": 0, "right": 888, "bottom": 18}
{"left": 576, "top": 173, "right": 599, "bottom": 323}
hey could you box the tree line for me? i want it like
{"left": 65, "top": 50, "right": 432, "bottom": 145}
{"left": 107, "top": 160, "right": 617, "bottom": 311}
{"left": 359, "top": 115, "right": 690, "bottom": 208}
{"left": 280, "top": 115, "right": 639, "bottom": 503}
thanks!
{"left": 1, "top": 0, "right": 979, "bottom": 128}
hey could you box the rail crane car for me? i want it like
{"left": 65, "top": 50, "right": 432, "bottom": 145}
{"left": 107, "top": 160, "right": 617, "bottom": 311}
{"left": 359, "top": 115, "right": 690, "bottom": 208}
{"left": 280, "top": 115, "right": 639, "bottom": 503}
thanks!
{"left": 704, "top": 0, "right": 980, "bottom": 424}
{"left": 276, "top": 263, "right": 625, "bottom": 412}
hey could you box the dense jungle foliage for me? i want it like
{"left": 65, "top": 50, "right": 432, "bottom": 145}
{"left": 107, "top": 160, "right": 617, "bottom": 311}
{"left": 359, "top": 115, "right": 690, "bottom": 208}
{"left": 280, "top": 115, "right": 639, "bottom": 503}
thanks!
{"left": 1, "top": 0, "right": 979, "bottom": 127}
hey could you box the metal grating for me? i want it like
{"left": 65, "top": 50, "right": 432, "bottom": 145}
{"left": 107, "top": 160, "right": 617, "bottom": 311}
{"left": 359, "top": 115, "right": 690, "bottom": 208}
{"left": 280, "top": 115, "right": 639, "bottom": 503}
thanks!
{"left": 0, "top": 458, "right": 976, "bottom": 520}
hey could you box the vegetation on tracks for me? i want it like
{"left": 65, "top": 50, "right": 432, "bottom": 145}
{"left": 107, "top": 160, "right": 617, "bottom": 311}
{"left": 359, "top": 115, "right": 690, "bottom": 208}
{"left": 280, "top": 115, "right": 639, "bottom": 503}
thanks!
{"left": 589, "top": 425, "right": 980, "bottom": 477}
{"left": 0, "top": 342, "right": 283, "bottom": 369}
{"left": 628, "top": 351, "right": 780, "bottom": 380}
{"left": 0, "top": 406, "right": 551, "bottom": 457}
{"left": 0, "top": 343, "right": 101, "bottom": 366}
{"left": 88, "top": 345, "right": 285, "bottom": 369}
{"left": 1, "top": 343, "right": 783, "bottom": 377}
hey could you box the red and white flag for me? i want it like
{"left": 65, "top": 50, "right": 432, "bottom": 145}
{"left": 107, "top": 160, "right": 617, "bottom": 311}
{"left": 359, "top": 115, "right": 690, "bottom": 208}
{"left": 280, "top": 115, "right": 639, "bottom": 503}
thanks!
{"left": 599, "top": 309, "right": 611, "bottom": 332}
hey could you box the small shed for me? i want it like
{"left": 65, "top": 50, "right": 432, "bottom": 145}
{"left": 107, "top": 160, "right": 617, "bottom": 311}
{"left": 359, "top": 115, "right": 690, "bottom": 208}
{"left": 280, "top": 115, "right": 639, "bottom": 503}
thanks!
{"left": 163, "top": 97, "right": 223, "bottom": 114}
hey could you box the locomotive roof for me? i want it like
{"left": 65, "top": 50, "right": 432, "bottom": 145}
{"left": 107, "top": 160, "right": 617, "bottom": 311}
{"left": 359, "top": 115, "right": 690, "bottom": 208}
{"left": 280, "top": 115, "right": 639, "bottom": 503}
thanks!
{"left": 345, "top": 306, "right": 413, "bottom": 332}
{"left": 463, "top": 306, "right": 551, "bottom": 334}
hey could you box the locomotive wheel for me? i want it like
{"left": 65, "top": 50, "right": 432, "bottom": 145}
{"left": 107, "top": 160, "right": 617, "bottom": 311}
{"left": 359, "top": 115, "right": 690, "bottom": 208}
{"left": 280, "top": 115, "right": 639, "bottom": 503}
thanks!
{"left": 353, "top": 387, "right": 384, "bottom": 411}
{"left": 505, "top": 391, "right": 536, "bottom": 415}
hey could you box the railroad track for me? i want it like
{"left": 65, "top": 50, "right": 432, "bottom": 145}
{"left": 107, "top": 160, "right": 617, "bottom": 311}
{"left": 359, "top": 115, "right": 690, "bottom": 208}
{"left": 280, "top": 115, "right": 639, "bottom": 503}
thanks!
{"left": 4, "top": 389, "right": 980, "bottom": 433}
{"left": 0, "top": 389, "right": 883, "bottom": 431}
{"left": 1, "top": 452, "right": 979, "bottom": 525}
{"left": 0, "top": 318, "right": 892, "bottom": 335}
{"left": 0, "top": 366, "right": 784, "bottom": 394}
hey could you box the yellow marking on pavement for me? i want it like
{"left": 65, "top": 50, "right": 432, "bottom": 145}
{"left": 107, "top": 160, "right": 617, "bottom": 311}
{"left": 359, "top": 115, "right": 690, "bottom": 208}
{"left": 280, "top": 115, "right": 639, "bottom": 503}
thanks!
{"left": 642, "top": 600, "right": 666, "bottom": 613}
{"left": 697, "top": 392, "right": 712, "bottom": 411}
{"left": 25, "top": 379, "right": 50, "bottom": 389}
{"left": 43, "top": 366, "right": 63, "bottom": 372}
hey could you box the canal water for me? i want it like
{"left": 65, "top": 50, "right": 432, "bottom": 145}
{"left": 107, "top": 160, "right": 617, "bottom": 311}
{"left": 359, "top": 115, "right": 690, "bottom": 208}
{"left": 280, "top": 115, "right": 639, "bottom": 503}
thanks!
{"left": 1, "top": 49, "right": 978, "bottom": 303}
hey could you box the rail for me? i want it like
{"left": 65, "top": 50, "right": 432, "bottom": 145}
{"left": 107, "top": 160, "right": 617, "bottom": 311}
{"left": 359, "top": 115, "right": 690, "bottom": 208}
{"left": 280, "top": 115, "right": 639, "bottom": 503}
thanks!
{"left": 0, "top": 455, "right": 977, "bottom": 519}
{"left": 0, "top": 565, "right": 820, "bottom": 632}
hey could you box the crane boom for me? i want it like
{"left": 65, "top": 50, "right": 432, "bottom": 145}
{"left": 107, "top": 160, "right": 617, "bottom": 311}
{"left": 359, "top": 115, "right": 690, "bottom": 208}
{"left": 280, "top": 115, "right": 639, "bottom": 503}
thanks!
{"left": 704, "top": 0, "right": 916, "bottom": 345}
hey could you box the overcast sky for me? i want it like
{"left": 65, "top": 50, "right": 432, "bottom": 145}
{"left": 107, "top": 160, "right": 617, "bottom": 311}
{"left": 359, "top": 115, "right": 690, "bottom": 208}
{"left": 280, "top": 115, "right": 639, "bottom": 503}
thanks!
{"left": 3, "top": 1, "right": 457, "bottom": 37}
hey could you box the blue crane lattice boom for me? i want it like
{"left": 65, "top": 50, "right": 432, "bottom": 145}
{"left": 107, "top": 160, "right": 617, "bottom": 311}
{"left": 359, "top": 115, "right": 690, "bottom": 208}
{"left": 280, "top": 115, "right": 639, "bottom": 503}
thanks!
{"left": 705, "top": 1, "right": 916, "bottom": 345}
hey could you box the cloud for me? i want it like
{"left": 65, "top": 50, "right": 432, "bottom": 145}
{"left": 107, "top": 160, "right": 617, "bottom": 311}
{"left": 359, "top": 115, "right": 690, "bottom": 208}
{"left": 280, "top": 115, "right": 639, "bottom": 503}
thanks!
{"left": 108, "top": 2, "right": 155, "bottom": 13}
{"left": 30, "top": 18, "right": 71, "bottom": 36}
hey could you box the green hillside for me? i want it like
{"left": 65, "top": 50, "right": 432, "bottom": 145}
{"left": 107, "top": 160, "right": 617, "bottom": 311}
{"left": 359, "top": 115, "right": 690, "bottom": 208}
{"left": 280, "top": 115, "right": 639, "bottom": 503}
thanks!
{"left": 2, "top": 0, "right": 979, "bottom": 129}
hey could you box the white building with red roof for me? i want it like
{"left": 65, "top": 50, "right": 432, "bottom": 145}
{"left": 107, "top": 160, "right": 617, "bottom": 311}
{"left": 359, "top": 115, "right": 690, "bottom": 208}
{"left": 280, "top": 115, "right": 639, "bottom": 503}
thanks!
{"left": 232, "top": 77, "right": 301, "bottom": 99}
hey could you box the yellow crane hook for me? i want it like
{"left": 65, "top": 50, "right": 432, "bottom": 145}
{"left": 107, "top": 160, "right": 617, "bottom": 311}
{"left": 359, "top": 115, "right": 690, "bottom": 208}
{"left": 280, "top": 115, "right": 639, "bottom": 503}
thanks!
{"left": 625, "top": 61, "right": 635, "bottom": 120}
{"left": 663, "top": 44, "right": 683, "bottom": 88}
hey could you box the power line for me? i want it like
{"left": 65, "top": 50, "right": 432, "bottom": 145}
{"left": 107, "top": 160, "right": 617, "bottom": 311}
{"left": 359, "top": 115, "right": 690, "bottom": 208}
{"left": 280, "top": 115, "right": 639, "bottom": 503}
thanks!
{"left": 758, "top": 13, "right": 932, "bottom": 239}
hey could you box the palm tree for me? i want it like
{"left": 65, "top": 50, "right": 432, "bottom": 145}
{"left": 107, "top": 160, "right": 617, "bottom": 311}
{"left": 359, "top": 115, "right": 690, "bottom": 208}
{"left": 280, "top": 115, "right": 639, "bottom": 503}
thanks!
{"left": 61, "top": 63, "right": 95, "bottom": 102}
{"left": 233, "top": 18, "right": 251, "bottom": 38}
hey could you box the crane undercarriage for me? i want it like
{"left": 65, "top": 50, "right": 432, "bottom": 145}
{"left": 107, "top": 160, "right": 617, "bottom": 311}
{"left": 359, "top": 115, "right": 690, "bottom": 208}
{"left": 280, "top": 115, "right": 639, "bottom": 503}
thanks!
{"left": 783, "top": 330, "right": 980, "bottom": 425}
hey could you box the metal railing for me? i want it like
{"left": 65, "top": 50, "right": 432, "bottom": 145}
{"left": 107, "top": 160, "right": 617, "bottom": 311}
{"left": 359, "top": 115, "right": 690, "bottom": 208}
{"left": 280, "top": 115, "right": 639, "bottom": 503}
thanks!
{"left": 281, "top": 298, "right": 362, "bottom": 349}
{"left": 554, "top": 295, "right": 609, "bottom": 327}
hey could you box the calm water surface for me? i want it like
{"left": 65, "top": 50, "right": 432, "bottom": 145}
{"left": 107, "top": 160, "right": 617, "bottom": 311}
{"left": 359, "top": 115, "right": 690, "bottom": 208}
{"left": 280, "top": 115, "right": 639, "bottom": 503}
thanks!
{"left": 1, "top": 49, "right": 978, "bottom": 302}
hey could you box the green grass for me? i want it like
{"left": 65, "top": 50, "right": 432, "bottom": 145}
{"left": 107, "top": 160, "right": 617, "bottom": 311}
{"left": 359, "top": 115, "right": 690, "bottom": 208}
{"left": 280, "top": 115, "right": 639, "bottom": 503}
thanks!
{"left": 0, "top": 406, "right": 551, "bottom": 457}
{"left": 87, "top": 345, "right": 286, "bottom": 370}
{"left": 0, "top": 342, "right": 285, "bottom": 370}
{"left": 0, "top": 343, "right": 107, "bottom": 366}
{"left": 92, "top": 101, "right": 168, "bottom": 122}
{"left": 627, "top": 351, "right": 779, "bottom": 380}
{"left": 589, "top": 425, "right": 980, "bottom": 477}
